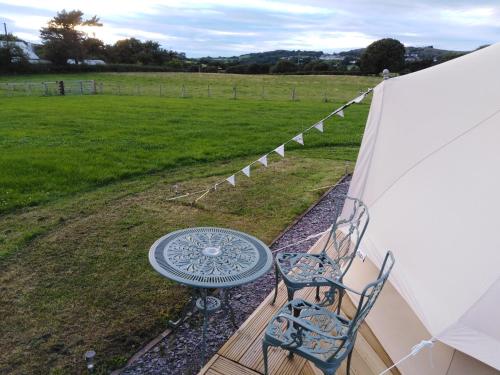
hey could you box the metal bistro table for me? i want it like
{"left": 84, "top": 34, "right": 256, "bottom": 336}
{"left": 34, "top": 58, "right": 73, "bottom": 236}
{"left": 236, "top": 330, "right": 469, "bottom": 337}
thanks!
{"left": 148, "top": 227, "right": 272, "bottom": 361}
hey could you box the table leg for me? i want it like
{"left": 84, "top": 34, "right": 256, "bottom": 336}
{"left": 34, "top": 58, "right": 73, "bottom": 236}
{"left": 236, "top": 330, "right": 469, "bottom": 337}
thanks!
{"left": 222, "top": 289, "right": 237, "bottom": 328}
{"left": 201, "top": 288, "right": 209, "bottom": 364}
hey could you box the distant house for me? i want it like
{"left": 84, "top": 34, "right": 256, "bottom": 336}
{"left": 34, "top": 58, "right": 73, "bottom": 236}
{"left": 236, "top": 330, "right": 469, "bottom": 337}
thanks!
{"left": 319, "top": 53, "right": 343, "bottom": 61}
{"left": 0, "top": 40, "right": 49, "bottom": 64}
{"left": 67, "top": 59, "right": 106, "bottom": 65}
{"left": 404, "top": 52, "right": 420, "bottom": 62}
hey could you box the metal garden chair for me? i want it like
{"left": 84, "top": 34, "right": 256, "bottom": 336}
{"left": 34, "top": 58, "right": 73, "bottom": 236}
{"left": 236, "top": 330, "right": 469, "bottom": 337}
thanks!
{"left": 263, "top": 251, "right": 395, "bottom": 375}
{"left": 272, "top": 195, "right": 369, "bottom": 307}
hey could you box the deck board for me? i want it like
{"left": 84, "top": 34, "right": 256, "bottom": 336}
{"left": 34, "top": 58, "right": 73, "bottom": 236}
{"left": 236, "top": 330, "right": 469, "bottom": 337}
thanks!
{"left": 199, "top": 234, "right": 400, "bottom": 375}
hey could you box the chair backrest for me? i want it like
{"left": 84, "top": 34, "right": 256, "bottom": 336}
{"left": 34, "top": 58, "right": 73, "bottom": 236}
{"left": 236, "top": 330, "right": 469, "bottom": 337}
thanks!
{"left": 347, "top": 251, "right": 395, "bottom": 336}
{"left": 320, "top": 195, "right": 369, "bottom": 278}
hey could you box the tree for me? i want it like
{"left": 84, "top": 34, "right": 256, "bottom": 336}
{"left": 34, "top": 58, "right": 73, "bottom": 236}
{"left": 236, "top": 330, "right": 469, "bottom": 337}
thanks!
{"left": 40, "top": 9, "right": 102, "bottom": 65}
{"left": 108, "top": 38, "right": 143, "bottom": 64}
{"left": 0, "top": 33, "right": 21, "bottom": 42}
{"left": 225, "top": 64, "right": 248, "bottom": 74}
{"left": 247, "top": 63, "right": 270, "bottom": 74}
{"left": 360, "top": 38, "right": 405, "bottom": 74}
{"left": 439, "top": 52, "right": 467, "bottom": 63}
{"left": 270, "top": 59, "right": 298, "bottom": 73}
{"left": 82, "top": 37, "right": 105, "bottom": 60}
{"left": 139, "top": 40, "right": 165, "bottom": 65}
{"left": 476, "top": 44, "right": 490, "bottom": 50}
{"left": 106, "top": 38, "right": 183, "bottom": 65}
{"left": 403, "top": 59, "right": 433, "bottom": 74}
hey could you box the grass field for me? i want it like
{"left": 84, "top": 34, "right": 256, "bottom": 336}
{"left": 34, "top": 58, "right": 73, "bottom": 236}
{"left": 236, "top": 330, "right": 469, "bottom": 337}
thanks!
{"left": 1, "top": 71, "right": 374, "bottom": 100}
{"left": 0, "top": 72, "right": 379, "bottom": 374}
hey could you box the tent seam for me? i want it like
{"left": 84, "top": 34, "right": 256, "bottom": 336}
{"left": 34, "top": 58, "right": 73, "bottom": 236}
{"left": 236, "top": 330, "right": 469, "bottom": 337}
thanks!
{"left": 359, "top": 81, "right": 386, "bottom": 200}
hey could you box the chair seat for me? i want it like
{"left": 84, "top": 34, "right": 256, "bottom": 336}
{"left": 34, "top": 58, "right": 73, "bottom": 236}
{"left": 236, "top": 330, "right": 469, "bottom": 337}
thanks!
{"left": 265, "top": 299, "right": 351, "bottom": 363}
{"left": 275, "top": 252, "right": 342, "bottom": 288}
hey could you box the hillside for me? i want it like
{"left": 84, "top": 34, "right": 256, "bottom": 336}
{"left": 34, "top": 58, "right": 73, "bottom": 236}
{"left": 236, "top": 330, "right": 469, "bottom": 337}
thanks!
{"left": 200, "top": 46, "right": 469, "bottom": 65}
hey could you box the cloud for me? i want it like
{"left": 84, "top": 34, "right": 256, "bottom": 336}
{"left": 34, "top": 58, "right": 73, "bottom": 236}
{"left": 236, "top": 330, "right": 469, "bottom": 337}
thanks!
{"left": 2, "top": 14, "right": 51, "bottom": 31}
{"left": 77, "top": 24, "right": 179, "bottom": 43}
{"left": 0, "top": 0, "right": 164, "bottom": 17}
{"left": 0, "top": 0, "right": 331, "bottom": 17}
{"left": 0, "top": 0, "right": 498, "bottom": 56}
{"left": 276, "top": 31, "right": 377, "bottom": 52}
{"left": 440, "top": 7, "right": 497, "bottom": 26}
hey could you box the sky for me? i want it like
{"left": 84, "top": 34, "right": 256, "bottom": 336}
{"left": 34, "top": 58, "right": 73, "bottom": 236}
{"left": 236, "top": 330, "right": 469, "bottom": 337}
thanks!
{"left": 0, "top": 0, "right": 498, "bottom": 57}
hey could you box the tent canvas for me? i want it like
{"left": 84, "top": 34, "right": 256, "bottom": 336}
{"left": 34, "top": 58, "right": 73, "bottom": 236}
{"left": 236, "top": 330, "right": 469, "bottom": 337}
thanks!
{"left": 343, "top": 43, "right": 500, "bottom": 372}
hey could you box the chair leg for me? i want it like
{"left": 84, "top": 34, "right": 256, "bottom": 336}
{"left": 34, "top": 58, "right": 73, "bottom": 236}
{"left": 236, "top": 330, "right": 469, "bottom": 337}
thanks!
{"left": 271, "top": 263, "right": 279, "bottom": 305}
{"left": 346, "top": 348, "right": 353, "bottom": 375}
{"left": 337, "top": 289, "right": 344, "bottom": 314}
{"left": 315, "top": 286, "right": 321, "bottom": 301}
{"left": 262, "top": 342, "right": 270, "bottom": 375}
{"left": 287, "top": 287, "right": 295, "bottom": 302}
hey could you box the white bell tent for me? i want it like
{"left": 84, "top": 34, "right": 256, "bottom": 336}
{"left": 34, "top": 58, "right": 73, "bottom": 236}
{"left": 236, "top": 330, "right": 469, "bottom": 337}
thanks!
{"left": 343, "top": 43, "right": 500, "bottom": 374}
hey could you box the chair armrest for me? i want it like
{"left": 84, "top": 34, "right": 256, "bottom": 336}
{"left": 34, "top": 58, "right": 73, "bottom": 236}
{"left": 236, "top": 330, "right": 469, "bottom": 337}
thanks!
{"left": 275, "top": 313, "right": 348, "bottom": 341}
{"left": 313, "top": 276, "right": 363, "bottom": 296}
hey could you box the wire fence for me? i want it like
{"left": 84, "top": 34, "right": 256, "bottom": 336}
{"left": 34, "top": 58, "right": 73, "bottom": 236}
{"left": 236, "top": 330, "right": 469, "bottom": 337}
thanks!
{"left": 0, "top": 80, "right": 347, "bottom": 102}
{"left": 0, "top": 80, "right": 97, "bottom": 97}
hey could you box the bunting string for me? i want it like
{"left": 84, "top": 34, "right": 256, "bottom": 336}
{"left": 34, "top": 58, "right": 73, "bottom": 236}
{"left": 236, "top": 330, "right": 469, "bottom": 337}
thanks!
{"left": 166, "top": 88, "right": 372, "bottom": 202}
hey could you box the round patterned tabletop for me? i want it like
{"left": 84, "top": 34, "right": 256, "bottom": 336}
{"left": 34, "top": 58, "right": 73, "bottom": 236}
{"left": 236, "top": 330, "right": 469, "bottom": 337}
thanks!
{"left": 149, "top": 227, "right": 273, "bottom": 288}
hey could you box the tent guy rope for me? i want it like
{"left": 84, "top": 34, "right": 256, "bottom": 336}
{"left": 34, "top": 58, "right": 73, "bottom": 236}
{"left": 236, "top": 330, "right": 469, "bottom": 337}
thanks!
{"left": 166, "top": 88, "right": 372, "bottom": 202}
{"left": 378, "top": 338, "right": 436, "bottom": 375}
{"left": 271, "top": 226, "right": 332, "bottom": 253}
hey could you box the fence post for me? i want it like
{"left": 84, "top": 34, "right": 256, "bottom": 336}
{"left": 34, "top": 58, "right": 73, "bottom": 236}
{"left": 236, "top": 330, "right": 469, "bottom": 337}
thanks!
{"left": 291, "top": 87, "right": 296, "bottom": 101}
{"left": 80, "top": 81, "right": 84, "bottom": 95}
{"left": 99, "top": 82, "right": 104, "bottom": 94}
{"left": 58, "top": 80, "right": 65, "bottom": 96}
{"left": 323, "top": 92, "right": 328, "bottom": 103}
{"left": 44, "top": 82, "right": 49, "bottom": 96}
{"left": 232, "top": 84, "right": 237, "bottom": 99}
{"left": 181, "top": 84, "right": 186, "bottom": 98}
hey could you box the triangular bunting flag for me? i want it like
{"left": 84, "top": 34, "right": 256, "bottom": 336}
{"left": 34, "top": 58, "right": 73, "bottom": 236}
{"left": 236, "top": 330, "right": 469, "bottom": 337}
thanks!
{"left": 258, "top": 155, "right": 268, "bottom": 167}
{"left": 242, "top": 165, "right": 250, "bottom": 177}
{"left": 292, "top": 133, "right": 304, "bottom": 145}
{"left": 274, "top": 144, "right": 285, "bottom": 157}
{"left": 314, "top": 121, "right": 324, "bottom": 133}
{"left": 226, "top": 175, "right": 235, "bottom": 186}
{"left": 336, "top": 109, "right": 344, "bottom": 118}
{"left": 354, "top": 94, "right": 365, "bottom": 103}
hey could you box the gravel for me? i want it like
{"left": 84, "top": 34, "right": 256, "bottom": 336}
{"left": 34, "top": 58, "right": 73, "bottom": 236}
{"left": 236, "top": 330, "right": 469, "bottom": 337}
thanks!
{"left": 121, "top": 176, "right": 351, "bottom": 375}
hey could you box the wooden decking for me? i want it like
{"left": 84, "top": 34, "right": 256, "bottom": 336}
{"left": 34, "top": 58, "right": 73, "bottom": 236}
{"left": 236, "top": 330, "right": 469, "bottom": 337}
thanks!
{"left": 199, "top": 236, "right": 400, "bottom": 375}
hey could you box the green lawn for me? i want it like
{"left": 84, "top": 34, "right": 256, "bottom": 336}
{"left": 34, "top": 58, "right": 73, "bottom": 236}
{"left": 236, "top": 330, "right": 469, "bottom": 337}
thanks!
{"left": 0, "top": 94, "right": 372, "bottom": 217}
{"left": 0, "top": 71, "right": 374, "bottom": 100}
{"left": 0, "top": 73, "right": 379, "bottom": 374}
